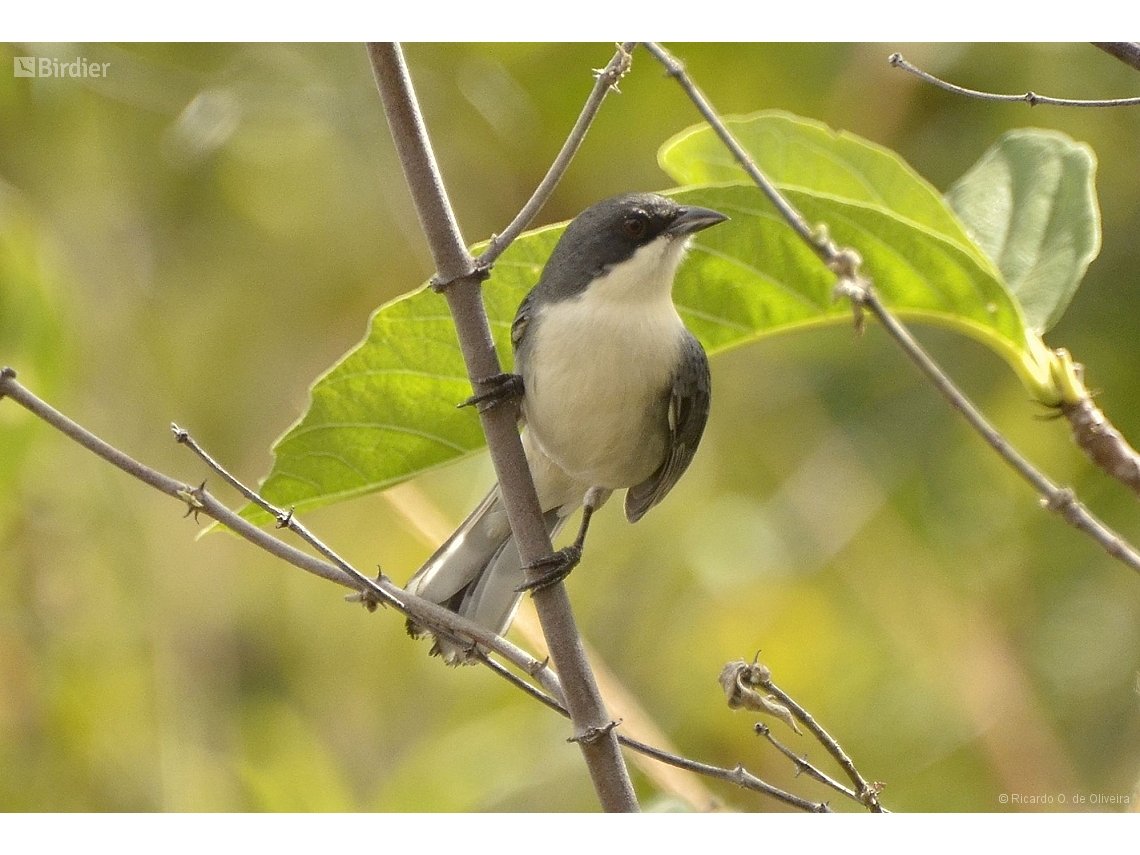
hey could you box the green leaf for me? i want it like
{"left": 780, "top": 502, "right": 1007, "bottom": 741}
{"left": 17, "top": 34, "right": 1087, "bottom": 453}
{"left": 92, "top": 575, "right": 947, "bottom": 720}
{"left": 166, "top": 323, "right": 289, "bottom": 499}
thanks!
{"left": 252, "top": 227, "right": 561, "bottom": 518}
{"left": 254, "top": 111, "right": 1067, "bottom": 518}
{"left": 657, "top": 111, "right": 1054, "bottom": 396}
{"left": 945, "top": 129, "right": 1101, "bottom": 333}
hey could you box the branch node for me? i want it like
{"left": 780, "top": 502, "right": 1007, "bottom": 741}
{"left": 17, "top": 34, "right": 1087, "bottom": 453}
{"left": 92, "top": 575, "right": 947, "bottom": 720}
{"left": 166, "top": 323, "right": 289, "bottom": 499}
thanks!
{"left": 177, "top": 480, "right": 208, "bottom": 523}
{"left": 1, "top": 366, "right": 15, "bottom": 380}
{"left": 276, "top": 507, "right": 295, "bottom": 529}
{"left": 569, "top": 719, "right": 622, "bottom": 745}
{"left": 792, "top": 754, "right": 811, "bottom": 778}
{"left": 655, "top": 46, "right": 684, "bottom": 78}
{"left": 832, "top": 274, "right": 871, "bottom": 336}
{"left": 1042, "top": 486, "right": 1077, "bottom": 515}
{"left": 862, "top": 781, "right": 887, "bottom": 801}
{"left": 429, "top": 265, "right": 489, "bottom": 293}
{"left": 827, "top": 246, "right": 864, "bottom": 281}
{"left": 889, "top": 50, "right": 1140, "bottom": 108}
{"left": 0, "top": 365, "right": 16, "bottom": 397}
{"left": 593, "top": 42, "right": 634, "bottom": 92}
{"left": 171, "top": 423, "right": 189, "bottom": 444}
{"left": 345, "top": 567, "right": 389, "bottom": 612}
{"left": 473, "top": 256, "right": 494, "bottom": 279}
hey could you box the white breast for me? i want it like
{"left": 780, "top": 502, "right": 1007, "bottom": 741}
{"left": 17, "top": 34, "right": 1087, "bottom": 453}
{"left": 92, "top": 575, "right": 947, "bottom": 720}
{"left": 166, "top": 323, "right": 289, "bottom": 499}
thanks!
{"left": 521, "top": 238, "right": 689, "bottom": 490}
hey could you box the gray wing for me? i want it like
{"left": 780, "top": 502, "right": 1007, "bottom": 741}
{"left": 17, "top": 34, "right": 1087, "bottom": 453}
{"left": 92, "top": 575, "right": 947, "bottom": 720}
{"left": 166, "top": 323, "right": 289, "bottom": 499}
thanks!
{"left": 624, "top": 332, "right": 711, "bottom": 523}
{"left": 510, "top": 291, "right": 536, "bottom": 368}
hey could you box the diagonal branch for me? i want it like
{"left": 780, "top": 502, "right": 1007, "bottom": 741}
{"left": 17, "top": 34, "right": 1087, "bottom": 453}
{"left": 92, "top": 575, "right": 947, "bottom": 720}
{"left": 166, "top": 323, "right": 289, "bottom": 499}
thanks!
{"left": 646, "top": 42, "right": 1140, "bottom": 580}
{"left": 477, "top": 653, "right": 831, "bottom": 812}
{"left": 836, "top": 280, "right": 1140, "bottom": 577}
{"left": 366, "top": 42, "right": 638, "bottom": 812}
{"left": 0, "top": 367, "right": 568, "bottom": 706}
{"left": 8, "top": 364, "right": 852, "bottom": 811}
{"left": 752, "top": 667, "right": 884, "bottom": 811}
{"left": 1094, "top": 43, "right": 1140, "bottom": 74}
{"left": 477, "top": 42, "right": 635, "bottom": 269}
{"left": 5, "top": 365, "right": 843, "bottom": 812}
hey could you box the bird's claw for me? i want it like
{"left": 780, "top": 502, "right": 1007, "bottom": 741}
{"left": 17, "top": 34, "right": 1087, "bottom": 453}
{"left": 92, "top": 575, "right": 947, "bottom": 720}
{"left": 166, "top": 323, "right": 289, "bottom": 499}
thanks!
{"left": 459, "top": 372, "right": 524, "bottom": 413}
{"left": 517, "top": 545, "right": 583, "bottom": 593}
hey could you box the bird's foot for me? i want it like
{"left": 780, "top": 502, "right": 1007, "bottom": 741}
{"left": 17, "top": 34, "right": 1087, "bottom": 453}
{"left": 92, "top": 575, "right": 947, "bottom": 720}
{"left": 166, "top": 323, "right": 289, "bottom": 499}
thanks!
{"left": 517, "top": 544, "right": 583, "bottom": 593}
{"left": 458, "top": 372, "right": 524, "bottom": 413}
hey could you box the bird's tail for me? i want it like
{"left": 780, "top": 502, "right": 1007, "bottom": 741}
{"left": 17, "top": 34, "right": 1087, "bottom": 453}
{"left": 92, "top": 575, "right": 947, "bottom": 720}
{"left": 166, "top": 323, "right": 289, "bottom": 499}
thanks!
{"left": 404, "top": 485, "right": 564, "bottom": 664}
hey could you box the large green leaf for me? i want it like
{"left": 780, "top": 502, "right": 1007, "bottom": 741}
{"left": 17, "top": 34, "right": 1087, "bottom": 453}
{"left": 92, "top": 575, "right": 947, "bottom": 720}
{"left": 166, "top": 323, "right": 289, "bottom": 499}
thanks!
{"left": 945, "top": 129, "right": 1100, "bottom": 334}
{"left": 254, "top": 111, "right": 1065, "bottom": 517}
{"left": 254, "top": 228, "right": 560, "bottom": 514}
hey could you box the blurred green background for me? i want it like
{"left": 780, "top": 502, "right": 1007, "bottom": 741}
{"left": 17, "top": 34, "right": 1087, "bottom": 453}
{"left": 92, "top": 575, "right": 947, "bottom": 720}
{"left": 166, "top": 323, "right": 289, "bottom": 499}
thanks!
{"left": 2, "top": 43, "right": 1139, "bottom": 812}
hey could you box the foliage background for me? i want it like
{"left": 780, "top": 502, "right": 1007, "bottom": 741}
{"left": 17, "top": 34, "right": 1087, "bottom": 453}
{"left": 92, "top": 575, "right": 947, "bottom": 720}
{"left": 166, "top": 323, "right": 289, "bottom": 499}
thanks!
{"left": 2, "top": 42, "right": 1139, "bottom": 812}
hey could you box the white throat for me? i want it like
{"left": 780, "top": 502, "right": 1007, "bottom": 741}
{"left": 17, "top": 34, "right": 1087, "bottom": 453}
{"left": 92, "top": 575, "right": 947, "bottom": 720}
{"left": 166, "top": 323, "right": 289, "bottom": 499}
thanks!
{"left": 520, "top": 234, "right": 693, "bottom": 489}
{"left": 583, "top": 234, "right": 692, "bottom": 306}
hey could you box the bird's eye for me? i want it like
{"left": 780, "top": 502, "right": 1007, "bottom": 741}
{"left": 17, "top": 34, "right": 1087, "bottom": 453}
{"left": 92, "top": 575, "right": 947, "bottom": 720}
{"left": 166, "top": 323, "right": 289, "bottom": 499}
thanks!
{"left": 623, "top": 213, "right": 648, "bottom": 239}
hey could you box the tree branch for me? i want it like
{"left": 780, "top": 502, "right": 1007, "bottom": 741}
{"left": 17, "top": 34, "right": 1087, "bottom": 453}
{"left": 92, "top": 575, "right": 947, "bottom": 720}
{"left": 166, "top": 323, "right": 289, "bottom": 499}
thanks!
{"left": 0, "top": 367, "right": 569, "bottom": 706}
{"left": 366, "top": 42, "right": 638, "bottom": 812}
{"left": 477, "top": 42, "right": 635, "bottom": 269}
{"left": 1061, "top": 394, "right": 1140, "bottom": 498}
{"left": 1093, "top": 43, "right": 1140, "bottom": 74}
{"left": 477, "top": 653, "right": 832, "bottom": 812}
{"left": 837, "top": 280, "right": 1140, "bottom": 576}
{"left": 721, "top": 658, "right": 883, "bottom": 812}
{"left": 889, "top": 51, "right": 1140, "bottom": 108}
{"left": 646, "top": 43, "right": 1140, "bottom": 580}
{"left": 5, "top": 365, "right": 850, "bottom": 811}
{"left": 748, "top": 664, "right": 884, "bottom": 811}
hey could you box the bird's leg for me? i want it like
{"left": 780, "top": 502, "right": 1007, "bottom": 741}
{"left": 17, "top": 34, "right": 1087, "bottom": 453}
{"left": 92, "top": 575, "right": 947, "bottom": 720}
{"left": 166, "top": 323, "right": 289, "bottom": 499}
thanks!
{"left": 518, "top": 487, "right": 606, "bottom": 593}
{"left": 458, "top": 372, "right": 524, "bottom": 413}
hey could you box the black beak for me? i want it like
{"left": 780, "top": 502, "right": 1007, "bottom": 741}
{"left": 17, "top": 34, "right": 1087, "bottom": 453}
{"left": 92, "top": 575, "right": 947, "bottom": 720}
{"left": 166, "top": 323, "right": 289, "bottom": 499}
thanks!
{"left": 665, "top": 205, "right": 729, "bottom": 237}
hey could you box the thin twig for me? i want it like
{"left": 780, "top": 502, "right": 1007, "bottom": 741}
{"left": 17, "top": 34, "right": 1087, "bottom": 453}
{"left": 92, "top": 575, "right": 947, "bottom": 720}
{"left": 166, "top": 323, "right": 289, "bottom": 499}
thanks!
{"left": 172, "top": 423, "right": 378, "bottom": 597}
{"left": 753, "top": 723, "right": 862, "bottom": 805}
{"left": 752, "top": 666, "right": 884, "bottom": 812}
{"left": 837, "top": 281, "right": 1140, "bottom": 576}
{"left": 617, "top": 732, "right": 829, "bottom": 812}
{"left": 1094, "top": 43, "right": 1140, "bottom": 74}
{"left": 643, "top": 42, "right": 824, "bottom": 258}
{"left": 0, "top": 367, "right": 568, "bottom": 707}
{"left": 889, "top": 52, "right": 1140, "bottom": 108}
{"left": 367, "top": 42, "right": 639, "bottom": 812}
{"left": 647, "top": 44, "right": 1140, "bottom": 580}
{"left": 721, "top": 659, "right": 882, "bottom": 811}
{"left": 477, "top": 653, "right": 830, "bottom": 812}
{"left": 5, "top": 362, "right": 841, "bottom": 811}
{"left": 477, "top": 42, "right": 636, "bottom": 269}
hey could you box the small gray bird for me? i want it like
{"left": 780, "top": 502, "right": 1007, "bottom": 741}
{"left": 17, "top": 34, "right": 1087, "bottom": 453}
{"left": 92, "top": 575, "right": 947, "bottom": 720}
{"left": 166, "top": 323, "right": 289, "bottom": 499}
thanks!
{"left": 405, "top": 192, "right": 727, "bottom": 663}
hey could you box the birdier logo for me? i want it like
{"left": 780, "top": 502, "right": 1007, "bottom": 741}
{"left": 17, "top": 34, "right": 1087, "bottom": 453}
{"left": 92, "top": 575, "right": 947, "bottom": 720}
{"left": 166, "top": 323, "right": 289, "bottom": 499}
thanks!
{"left": 13, "top": 56, "right": 110, "bottom": 78}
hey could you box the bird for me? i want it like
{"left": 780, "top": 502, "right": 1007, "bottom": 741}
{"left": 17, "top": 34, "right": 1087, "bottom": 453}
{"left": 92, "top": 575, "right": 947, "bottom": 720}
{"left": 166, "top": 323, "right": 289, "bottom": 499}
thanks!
{"left": 404, "top": 192, "right": 727, "bottom": 663}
